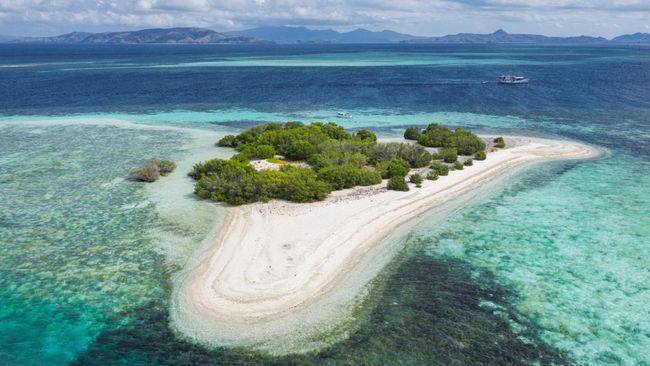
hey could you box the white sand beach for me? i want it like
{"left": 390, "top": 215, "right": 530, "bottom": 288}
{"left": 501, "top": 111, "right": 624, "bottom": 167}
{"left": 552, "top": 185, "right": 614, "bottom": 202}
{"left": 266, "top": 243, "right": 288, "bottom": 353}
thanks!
{"left": 170, "top": 136, "right": 598, "bottom": 355}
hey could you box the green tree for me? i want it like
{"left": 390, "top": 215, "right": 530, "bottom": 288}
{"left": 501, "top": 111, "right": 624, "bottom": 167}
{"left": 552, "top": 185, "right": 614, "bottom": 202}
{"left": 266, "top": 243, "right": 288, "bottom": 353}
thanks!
{"left": 474, "top": 151, "right": 487, "bottom": 160}
{"left": 494, "top": 137, "right": 506, "bottom": 148}
{"left": 453, "top": 161, "right": 464, "bottom": 170}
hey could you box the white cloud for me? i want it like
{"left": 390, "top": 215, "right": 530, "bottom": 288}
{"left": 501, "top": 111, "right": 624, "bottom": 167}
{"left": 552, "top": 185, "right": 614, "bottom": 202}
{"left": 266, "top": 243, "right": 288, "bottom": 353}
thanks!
{"left": 0, "top": 0, "right": 647, "bottom": 37}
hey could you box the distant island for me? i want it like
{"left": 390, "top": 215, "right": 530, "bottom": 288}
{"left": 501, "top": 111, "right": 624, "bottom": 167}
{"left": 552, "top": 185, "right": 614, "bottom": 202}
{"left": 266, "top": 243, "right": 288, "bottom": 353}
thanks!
{"left": 12, "top": 27, "right": 264, "bottom": 45}
{"left": 5, "top": 26, "right": 650, "bottom": 45}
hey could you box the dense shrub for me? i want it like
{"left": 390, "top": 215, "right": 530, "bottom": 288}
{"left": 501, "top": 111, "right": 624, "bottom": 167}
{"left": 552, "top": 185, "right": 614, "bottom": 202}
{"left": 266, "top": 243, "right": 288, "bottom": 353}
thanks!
{"left": 192, "top": 159, "right": 331, "bottom": 205}
{"left": 285, "top": 140, "right": 317, "bottom": 160}
{"left": 445, "top": 128, "right": 486, "bottom": 155}
{"left": 404, "top": 127, "right": 422, "bottom": 140}
{"left": 453, "top": 161, "right": 464, "bottom": 170}
{"left": 376, "top": 158, "right": 411, "bottom": 179}
{"left": 426, "top": 171, "right": 439, "bottom": 180}
{"left": 430, "top": 161, "right": 449, "bottom": 176}
{"left": 193, "top": 121, "right": 460, "bottom": 204}
{"left": 308, "top": 140, "right": 370, "bottom": 171}
{"left": 270, "top": 166, "right": 332, "bottom": 202}
{"left": 356, "top": 129, "right": 377, "bottom": 142}
{"left": 440, "top": 147, "right": 458, "bottom": 163}
{"left": 474, "top": 151, "right": 487, "bottom": 160}
{"left": 317, "top": 164, "right": 381, "bottom": 190}
{"left": 409, "top": 173, "right": 423, "bottom": 187}
{"left": 463, "top": 159, "right": 473, "bottom": 167}
{"left": 154, "top": 159, "right": 176, "bottom": 175}
{"left": 234, "top": 122, "right": 352, "bottom": 161}
{"left": 494, "top": 137, "right": 506, "bottom": 148}
{"left": 217, "top": 134, "right": 238, "bottom": 147}
{"left": 418, "top": 123, "right": 453, "bottom": 147}
{"left": 129, "top": 159, "right": 176, "bottom": 182}
{"left": 129, "top": 162, "right": 160, "bottom": 182}
{"left": 371, "top": 142, "right": 431, "bottom": 168}
{"left": 387, "top": 176, "right": 409, "bottom": 191}
{"left": 238, "top": 144, "right": 276, "bottom": 159}
{"left": 417, "top": 123, "right": 485, "bottom": 155}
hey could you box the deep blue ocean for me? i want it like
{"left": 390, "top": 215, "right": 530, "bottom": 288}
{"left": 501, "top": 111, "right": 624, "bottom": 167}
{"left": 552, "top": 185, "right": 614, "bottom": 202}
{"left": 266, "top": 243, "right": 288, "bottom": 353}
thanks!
{"left": 1, "top": 43, "right": 649, "bottom": 365}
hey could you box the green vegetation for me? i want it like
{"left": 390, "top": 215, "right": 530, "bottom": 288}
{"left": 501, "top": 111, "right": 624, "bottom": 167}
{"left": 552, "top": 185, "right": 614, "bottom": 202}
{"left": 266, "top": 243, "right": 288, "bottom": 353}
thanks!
{"left": 194, "top": 122, "right": 488, "bottom": 205}
{"left": 217, "top": 134, "right": 238, "bottom": 147}
{"left": 370, "top": 142, "right": 431, "bottom": 168}
{"left": 317, "top": 164, "right": 382, "bottom": 190}
{"left": 266, "top": 157, "right": 288, "bottom": 164}
{"left": 155, "top": 159, "right": 176, "bottom": 175}
{"left": 412, "top": 123, "right": 486, "bottom": 155}
{"left": 191, "top": 159, "right": 331, "bottom": 205}
{"left": 474, "top": 151, "right": 487, "bottom": 161}
{"left": 128, "top": 159, "right": 176, "bottom": 183}
{"left": 463, "top": 159, "right": 473, "bottom": 167}
{"left": 439, "top": 147, "right": 458, "bottom": 163}
{"left": 238, "top": 144, "right": 276, "bottom": 159}
{"left": 376, "top": 158, "right": 410, "bottom": 179}
{"left": 409, "top": 173, "right": 423, "bottom": 188}
{"left": 387, "top": 176, "right": 409, "bottom": 191}
{"left": 430, "top": 161, "right": 449, "bottom": 176}
{"left": 403, "top": 126, "right": 422, "bottom": 141}
{"left": 355, "top": 129, "right": 377, "bottom": 143}
{"left": 452, "top": 161, "right": 464, "bottom": 170}
{"left": 494, "top": 137, "right": 506, "bottom": 148}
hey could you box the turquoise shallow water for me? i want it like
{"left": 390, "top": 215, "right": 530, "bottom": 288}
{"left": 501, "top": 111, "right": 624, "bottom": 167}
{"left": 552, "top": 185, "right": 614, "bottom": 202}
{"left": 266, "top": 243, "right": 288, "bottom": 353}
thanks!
{"left": 414, "top": 156, "right": 650, "bottom": 365}
{"left": 0, "top": 121, "right": 220, "bottom": 365}
{"left": 1, "top": 44, "right": 649, "bottom": 365}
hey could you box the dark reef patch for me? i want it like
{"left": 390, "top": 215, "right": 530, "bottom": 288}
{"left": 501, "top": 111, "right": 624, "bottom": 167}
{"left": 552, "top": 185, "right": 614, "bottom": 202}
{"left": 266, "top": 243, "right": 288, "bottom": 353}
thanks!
{"left": 72, "top": 253, "right": 570, "bottom": 365}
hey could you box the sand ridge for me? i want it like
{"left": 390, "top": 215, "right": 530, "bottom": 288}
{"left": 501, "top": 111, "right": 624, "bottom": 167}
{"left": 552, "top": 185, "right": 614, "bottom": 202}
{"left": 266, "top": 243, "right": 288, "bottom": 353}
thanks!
{"left": 170, "top": 136, "right": 598, "bottom": 354}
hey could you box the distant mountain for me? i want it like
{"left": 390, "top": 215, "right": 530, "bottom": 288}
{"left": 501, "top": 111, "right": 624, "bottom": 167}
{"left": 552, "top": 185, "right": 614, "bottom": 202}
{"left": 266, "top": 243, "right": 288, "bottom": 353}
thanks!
{"left": 612, "top": 32, "right": 650, "bottom": 44}
{"left": 15, "top": 27, "right": 262, "bottom": 44}
{"left": 5, "top": 27, "right": 650, "bottom": 45}
{"left": 226, "top": 26, "right": 421, "bottom": 44}
{"left": 407, "top": 29, "right": 609, "bottom": 44}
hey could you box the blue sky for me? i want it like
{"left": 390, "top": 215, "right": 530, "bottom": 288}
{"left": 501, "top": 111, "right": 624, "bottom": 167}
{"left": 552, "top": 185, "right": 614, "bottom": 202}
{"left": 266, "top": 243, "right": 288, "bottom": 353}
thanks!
{"left": 0, "top": 0, "right": 648, "bottom": 37}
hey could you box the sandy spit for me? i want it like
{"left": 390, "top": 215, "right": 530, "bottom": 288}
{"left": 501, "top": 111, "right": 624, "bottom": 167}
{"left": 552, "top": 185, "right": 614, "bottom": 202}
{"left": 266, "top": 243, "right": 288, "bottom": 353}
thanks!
{"left": 170, "top": 136, "right": 598, "bottom": 355}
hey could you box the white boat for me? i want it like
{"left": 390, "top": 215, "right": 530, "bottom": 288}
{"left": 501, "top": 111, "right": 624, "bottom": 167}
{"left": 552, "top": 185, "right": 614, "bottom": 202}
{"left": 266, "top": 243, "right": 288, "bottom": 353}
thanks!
{"left": 498, "top": 75, "right": 529, "bottom": 84}
{"left": 336, "top": 112, "right": 352, "bottom": 119}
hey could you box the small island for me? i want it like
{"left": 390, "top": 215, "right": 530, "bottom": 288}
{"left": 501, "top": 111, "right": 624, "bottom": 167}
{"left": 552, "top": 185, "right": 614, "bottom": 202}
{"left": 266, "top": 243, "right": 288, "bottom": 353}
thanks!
{"left": 128, "top": 159, "right": 176, "bottom": 182}
{"left": 171, "top": 122, "right": 596, "bottom": 355}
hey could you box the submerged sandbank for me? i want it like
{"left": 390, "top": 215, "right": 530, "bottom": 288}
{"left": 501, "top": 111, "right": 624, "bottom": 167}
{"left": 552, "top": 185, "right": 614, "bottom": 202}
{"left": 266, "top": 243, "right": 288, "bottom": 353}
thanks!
{"left": 170, "top": 136, "right": 598, "bottom": 355}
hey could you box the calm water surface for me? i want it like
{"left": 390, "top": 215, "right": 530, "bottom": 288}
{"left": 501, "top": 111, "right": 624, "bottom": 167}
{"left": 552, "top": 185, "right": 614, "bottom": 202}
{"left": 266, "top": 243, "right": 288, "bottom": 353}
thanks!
{"left": 1, "top": 44, "right": 649, "bottom": 365}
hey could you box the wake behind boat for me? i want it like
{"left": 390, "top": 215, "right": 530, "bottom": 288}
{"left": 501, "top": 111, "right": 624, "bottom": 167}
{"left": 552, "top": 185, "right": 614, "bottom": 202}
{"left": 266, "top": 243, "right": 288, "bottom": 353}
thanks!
{"left": 498, "top": 75, "right": 529, "bottom": 84}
